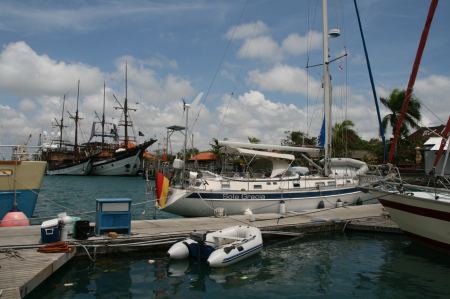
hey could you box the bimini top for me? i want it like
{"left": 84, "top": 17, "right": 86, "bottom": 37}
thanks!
{"left": 218, "top": 140, "right": 320, "bottom": 156}
{"left": 226, "top": 147, "right": 294, "bottom": 178}
{"left": 230, "top": 147, "right": 295, "bottom": 161}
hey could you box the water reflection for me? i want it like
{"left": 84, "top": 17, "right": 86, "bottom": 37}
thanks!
{"left": 27, "top": 234, "right": 450, "bottom": 299}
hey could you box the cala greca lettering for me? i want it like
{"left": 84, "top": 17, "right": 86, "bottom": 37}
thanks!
{"left": 223, "top": 194, "right": 266, "bottom": 199}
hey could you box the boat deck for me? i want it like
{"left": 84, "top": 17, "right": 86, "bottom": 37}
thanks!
{"left": 0, "top": 204, "right": 400, "bottom": 298}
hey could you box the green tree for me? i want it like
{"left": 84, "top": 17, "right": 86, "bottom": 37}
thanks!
{"left": 380, "top": 89, "right": 421, "bottom": 138}
{"left": 248, "top": 136, "right": 261, "bottom": 144}
{"left": 332, "top": 120, "right": 361, "bottom": 157}
{"left": 282, "top": 131, "right": 317, "bottom": 146}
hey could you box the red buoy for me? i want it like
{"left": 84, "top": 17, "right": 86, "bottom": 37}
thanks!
{"left": 0, "top": 211, "right": 30, "bottom": 227}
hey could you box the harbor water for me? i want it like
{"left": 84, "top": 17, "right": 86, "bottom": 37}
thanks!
{"left": 32, "top": 175, "right": 174, "bottom": 225}
{"left": 27, "top": 176, "right": 450, "bottom": 298}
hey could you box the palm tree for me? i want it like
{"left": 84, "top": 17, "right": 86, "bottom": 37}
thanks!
{"left": 380, "top": 89, "right": 421, "bottom": 138}
{"left": 332, "top": 120, "right": 360, "bottom": 157}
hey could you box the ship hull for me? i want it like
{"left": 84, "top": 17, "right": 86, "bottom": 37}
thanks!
{"left": 46, "top": 159, "right": 92, "bottom": 175}
{"left": 162, "top": 186, "right": 371, "bottom": 217}
{"left": 0, "top": 161, "right": 46, "bottom": 218}
{"left": 90, "top": 139, "right": 156, "bottom": 176}
{"left": 368, "top": 188, "right": 450, "bottom": 252}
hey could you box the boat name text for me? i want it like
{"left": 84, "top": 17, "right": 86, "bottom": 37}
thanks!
{"left": 223, "top": 194, "right": 266, "bottom": 200}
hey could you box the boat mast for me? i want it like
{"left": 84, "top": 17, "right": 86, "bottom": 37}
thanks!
{"left": 182, "top": 102, "right": 190, "bottom": 189}
{"left": 124, "top": 62, "right": 129, "bottom": 148}
{"left": 102, "top": 81, "right": 106, "bottom": 146}
{"left": 74, "top": 80, "right": 80, "bottom": 152}
{"left": 322, "top": 0, "right": 332, "bottom": 176}
{"left": 59, "top": 95, "right": 66, "bottom": 148}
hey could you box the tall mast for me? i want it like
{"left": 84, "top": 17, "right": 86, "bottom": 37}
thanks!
{"left": 102, "top": 81, "right": 106, "bottom": 146}
{"left": 59, "top": 95, "right": 66, "bottom": 148}
{"left": 182, "top": 102, "right": 190, "bottom": 188}
{"left": 322, "top": 0, "right": 332, "bottom": 176}
{"left": 124, "top": 62, "right": 129, "bottom": 148}
{"left": 74, "top": 80, "right": 80, "bottom": 152}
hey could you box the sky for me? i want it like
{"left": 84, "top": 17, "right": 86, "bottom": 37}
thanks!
{"left": 0, "top": 0, "right": 449, "bottom": 154}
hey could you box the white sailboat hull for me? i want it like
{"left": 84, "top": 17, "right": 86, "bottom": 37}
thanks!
{"left": 91, "top": 150, "right": 142, "bottom": 176}
{"left": 369, "top": 188, "right": 450, "bottom": 251}
{"left": 162, "top": 186, "right": 371, "bottom": 217}
{"left": 46, "top": 160, "right": 92, "bottom": 176}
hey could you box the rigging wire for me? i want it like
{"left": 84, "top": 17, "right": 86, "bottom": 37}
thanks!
{"left": 420, "top": 100, "right": 444, "bottom": 124}
{"left": 190, "top": 0, "right": 249, "bottom": 134}
{"left": 216, "top": 14, "right": 256, "bottom": 139}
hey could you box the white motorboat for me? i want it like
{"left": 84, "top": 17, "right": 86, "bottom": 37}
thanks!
{"left": 167, "top": 225, "right": 263, "bottom": 267}
{"left": 364, "top": 184, "right": 450, "bottom": 252}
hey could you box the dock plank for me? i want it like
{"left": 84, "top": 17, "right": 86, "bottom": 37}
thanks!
{"left": 0, "top": 249, "right": 75, "bottom": 299}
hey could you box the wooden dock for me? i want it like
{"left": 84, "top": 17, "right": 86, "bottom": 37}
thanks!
{"left": 0, "top": 249, "right": 75, "bottom": 299}
{"left": 0, "top": 204, "right": 400, "bottom": 298}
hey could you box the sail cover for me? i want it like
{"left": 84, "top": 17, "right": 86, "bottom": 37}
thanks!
{"left": 318, "top": 118, "right": 325, "bottom": 148}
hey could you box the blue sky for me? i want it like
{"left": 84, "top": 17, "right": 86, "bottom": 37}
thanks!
{"left": 0, "top": 0, "right": 449, "bottom": 152}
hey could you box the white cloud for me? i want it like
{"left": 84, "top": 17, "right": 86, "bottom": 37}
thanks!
{"left": 0, "top": 41, "right": 103, "bottom": 97}
{"left": 415, "top": 75, "right": 450, "bottom": 126}
{"left": 19, "top": 98, "right": 36, "bottom": 112}
{"left": 282, "top": 31, "right": 322, "bottom": 55}
{"left": 237, "top": 36, "right": 283, "bottom": 62}
{"left": 110, "top": 57, "right": 195, "bottom": 107}
{"left": 211, "top": 90, "right": 316, "bottom": 143}
{"left": 0, "top": 1, "right": 209, "bottom": 32}
{"left": 248, "top": 64, "right": 321, "bottom": 96}
{"left": 0, "top": 42, "right": 197, "bottom": 149}
{"left": 226, "top": 20, "right": 268, "bottom": 40}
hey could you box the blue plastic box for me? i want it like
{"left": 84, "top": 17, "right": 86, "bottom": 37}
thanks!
{"left": 41, "top": 218, "right": 61, "bottom": 243}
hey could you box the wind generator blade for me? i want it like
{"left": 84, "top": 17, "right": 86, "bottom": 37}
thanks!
{"left": 191, "top": 92, "right": 203, "bottom": 109}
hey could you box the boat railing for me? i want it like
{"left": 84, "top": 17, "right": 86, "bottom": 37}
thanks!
{"left": 0, "top": 145, "right": 42, "bottom": 161}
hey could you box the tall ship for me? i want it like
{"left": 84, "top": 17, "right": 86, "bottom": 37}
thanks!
{"left": 87, "top": 66, "right": 156, "bottom": 176}
{"left": 41, "top": 81, "right": 94, "bottom": 175}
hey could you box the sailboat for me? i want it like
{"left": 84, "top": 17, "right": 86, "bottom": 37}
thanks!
{"left": 88, "top": 64, "right": 157, "bottom": 176}
{"left": 41, "top": 81, "right": 94, "bottom": 175}
{"left": 158, "top": 0, "right": 372, "bottom": 217}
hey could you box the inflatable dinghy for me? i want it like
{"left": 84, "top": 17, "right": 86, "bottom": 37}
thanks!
{"left": 167, "top": 225, "right": 263, "bottom": 267}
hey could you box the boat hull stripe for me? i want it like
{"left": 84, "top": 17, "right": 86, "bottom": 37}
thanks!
{"left": 188, "top": 188, "right": 359, "bottom": 200}
{"left": 403, "top": 230, "right": 450, "bottom": 252}
{"left": 379, "top": 198, "right": 450, "bottom": 222}
{"left": 222, "top": 243, "right": 263, "bottom": 263}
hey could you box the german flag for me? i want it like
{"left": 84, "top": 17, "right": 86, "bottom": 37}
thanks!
{"left": 156, "top": 171, "right": 170, "bottom": 208}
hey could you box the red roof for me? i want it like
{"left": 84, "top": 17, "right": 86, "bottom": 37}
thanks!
{"left": 190, "top": 152, "right": 218, "bottom": 161}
